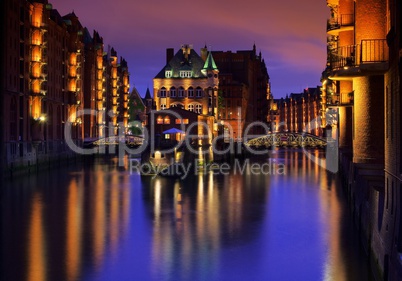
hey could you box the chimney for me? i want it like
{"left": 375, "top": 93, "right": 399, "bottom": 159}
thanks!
{"left": 200, "top": 46, "right": 208, "bottom": 61}
{"left": 166, "top": 48, "right": 174, "bottom": 64}
{"left": 181, "top": 44, "right": 191, "bottom": 60}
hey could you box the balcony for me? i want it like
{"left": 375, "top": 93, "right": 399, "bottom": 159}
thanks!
{"left": 327, "top": 39, "right": 389, "bottom": 76}
{"left": 326, "top": 91, "right": 354, "bottom": 107}
{"left": 327, "top": 14, "right": 354, "bottom": 35}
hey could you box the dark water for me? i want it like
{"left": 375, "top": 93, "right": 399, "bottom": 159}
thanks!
{"left": 1, "top": 149, "right": 373, "bottom": 281}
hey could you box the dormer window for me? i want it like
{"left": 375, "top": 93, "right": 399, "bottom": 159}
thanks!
{"left": 180, "top": 71, "right": 192, "bottom": 78}
{"left": 165, "top": 70, "right": 172, "bottom": 78}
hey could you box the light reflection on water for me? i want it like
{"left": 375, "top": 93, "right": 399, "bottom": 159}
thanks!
{"left": 1, "top": 150, "right": 373, "bottom": 281}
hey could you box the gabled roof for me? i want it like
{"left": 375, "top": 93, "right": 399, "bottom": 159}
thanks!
{"left": 155, "top": 48, "right": 206, "bottom": 79}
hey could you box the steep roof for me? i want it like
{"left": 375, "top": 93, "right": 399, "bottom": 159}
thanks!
{"left": 203, "top": 52, "right": 218, "bottom": 71}
{"left": 144, "top": 88, "right": 152, "bottom": 100}
{"left": 154, "top": 47, "right": 206, "bottom": 79}
{"left": 129, "top": 87, "right": 146, "bottom": 108}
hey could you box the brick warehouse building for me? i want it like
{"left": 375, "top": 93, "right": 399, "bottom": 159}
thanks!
{"left": 273, "top": 87, "right": 322, "bottom": 136}
{"left": 323, "top": 0, "right": 402, "bottom": 279}
{"left": 1, "top": 0, "right": 130, "bottom": 175}
{"left": 212, "top": 45, "right": 272, "bottom": 137}
{"left": 153, "top": 44, "right": 272, "bottom": 141}
{"left": 153, "top": 44, "right": 220, "bottom": 140}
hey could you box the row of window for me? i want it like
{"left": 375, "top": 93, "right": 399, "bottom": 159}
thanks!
{"left": 165, "top": 70, "right": 192, "bottom": 78}
{"left": 156, "top": 116, "right": 190, "bottom": 125}
{"left": 159, "top": 87, "right": 203, "bottom": 98}
{"left": 160, "top": 103, "right": 203, "bottom": 114}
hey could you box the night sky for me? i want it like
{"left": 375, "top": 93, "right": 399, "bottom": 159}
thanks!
{"left": 50, "top": 0, "right": 330, "bottom": 98}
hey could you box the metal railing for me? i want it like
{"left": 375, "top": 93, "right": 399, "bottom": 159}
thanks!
{"left": 361, "top": 39, "right": 388, "bottom": 63}
{"left": 328, "top": 44, "right": 357, "bottom": 69}
{"left": 328, "top": 39, "right": 388, "bottom": 70}
{"left": 327, "top": 14, "right": 354, "bottom": 31}
{"left": 326, "top": 92, "right": 353, "bottom": 106}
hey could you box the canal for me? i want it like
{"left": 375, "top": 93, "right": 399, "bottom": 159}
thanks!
{"left": 1, "top": 149, "right": 373, "bottom": 281}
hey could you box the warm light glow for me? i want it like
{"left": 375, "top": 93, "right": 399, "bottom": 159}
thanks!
{"left": 66, "top": 180, "right": 82, "bottom": 281}
{"left": 93, "top": 177, "right": 106, "bottom": 267}
{"left": 28, "top": 193, "right": 46, "bottom": 281}
{"left": 110, "top": 175, "right": 120, "bottom": 255}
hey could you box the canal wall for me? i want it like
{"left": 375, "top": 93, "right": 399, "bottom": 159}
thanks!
{"left": 4, "top": 143, "right": 83, "bottom": 179}
{"left": 339, "top": 149, "right": 402, "bottom": 281}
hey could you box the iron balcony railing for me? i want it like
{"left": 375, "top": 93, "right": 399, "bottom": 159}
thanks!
{"left": 326, "top": 92, "right": 354, "bottom": 107}
{"left": 327, "top": 14, "right": 354, "bottom": 31}
{"left": 328, "top": 39, "right": 388, "bottom": 70}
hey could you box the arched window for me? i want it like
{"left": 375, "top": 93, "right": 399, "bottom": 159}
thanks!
{"left": 160, "top": 87, "right": 167, "bottom": 97}
{"left": 170, "top": 87, "right": 176, "bottom": 98}
{"left": 188, "top": 103, "right": 202, "bottom": 114}
{"left": 188, "top": 87, "right": 194, "bottom": 98}
{"left": 170, "top": 103, "right": 184, "bottom": 109}
{"left": 160, "top": 104, "right": 166, "bottom": 110}
{"left": 178, "top": 87, "right": 185, "bottom": 98}
{"left": 196, "top": 87, "right": 203, "bottom": 98}
{"left": 164, "top": 116, "right": 170, "bottom": 124}
{"left": 195, "top": 104, "right": 202, "bottom": 114}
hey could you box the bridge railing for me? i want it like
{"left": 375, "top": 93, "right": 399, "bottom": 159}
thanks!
{"left": 244, "top": 132, "right": 327, "bottom": 148}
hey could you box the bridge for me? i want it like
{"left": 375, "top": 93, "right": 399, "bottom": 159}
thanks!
{"left": 244, "top": 132, "right": 327, "bottom": 148}
{"left": 84, "top": 135, "right": 144, "bottom": 148}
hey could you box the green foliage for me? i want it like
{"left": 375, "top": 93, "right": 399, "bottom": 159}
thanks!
{"left": 127, "top": 94, "right": 146, "bottom": 135}
{"left": 218, "top": 90, "right": 225, "bottom": 110}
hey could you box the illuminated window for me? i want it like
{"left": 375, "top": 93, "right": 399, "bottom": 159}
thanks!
{"left": 164, "top": 116, "right": 170, "bottom": 124}
{"left": 174, "top": 119, "right": 189, "bottom": 124}
{"left": 171, "top": 103, "right": 184, "bottom": 109}
{"left": 165, "top": 134, "right": 170, "bottom": 139}
{"left": 170, "top": 87, "right": 176, "bottom": 97}
{"left": 195, "top": 104, "right": 202, "bottom": 114}
{"left": 157, "top": 116, "right": 163, "bottom": 124}
{"left": 196, "top": 87, "right": 203, "bottom": 98}
{"left": 180, "top": 71, "right": 192, "bottom": 78}
{"left": 160, "top": 87, "right": 166, "bottom": 97}
{"left": 188, "top": 87, "right": 194, "bottom": 98}
{"left": 165, "top": 70, "right": 172, "bottom": 78}
{"left": 178, "top": 87, "right": 184, "bottom": 97}
{"left": 188, "top": 104, "right": 194, "bottom": 112}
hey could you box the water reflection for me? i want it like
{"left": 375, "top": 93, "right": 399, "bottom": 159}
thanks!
{"left": 28, "top": 193, "right": 46, "bottom": 281}
{"left": 143, "top": 167, "right": 269, "bottom": 281}
{"left": 1, "top": 151, "right": 372, "bottom": 281}
{"left": 66, "top": 179, "right": 82, "bottom": 281}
